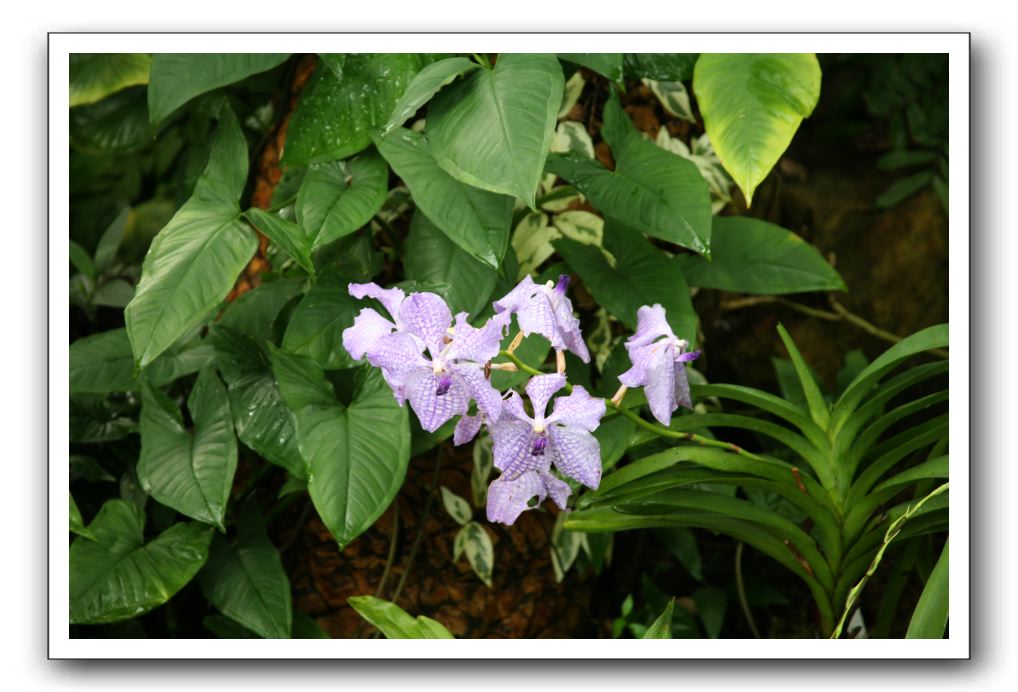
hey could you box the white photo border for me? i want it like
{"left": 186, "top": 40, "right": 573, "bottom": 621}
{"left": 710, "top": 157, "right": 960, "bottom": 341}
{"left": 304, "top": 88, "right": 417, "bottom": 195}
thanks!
{"left": 49, "top": 32, "right": 969, "bottom": 659}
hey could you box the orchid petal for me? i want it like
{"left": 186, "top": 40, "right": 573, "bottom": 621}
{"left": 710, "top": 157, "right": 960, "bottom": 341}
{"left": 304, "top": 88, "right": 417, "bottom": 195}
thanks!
{"left": 539, "top": 471, "right": 572, "bottom": 510}
{"left": 548, "top": 425, "right": 602, "bottom": 488}
{"left": 342, "top": 308, "right": 397, "bottom": 361}
{"left": 398, "top": 292, "right": 453, "bottom": 354}
{"left": 448, "top": 312, "right": 507, "bottom": 364}
{"left": 486, "top": 471, "right": 546, "bottom": 525}
{"left": 348, "top": 282, "right": 406, "bottom": 321}
{"left": 525, "top": 373, "right": 567, "bottom": 420}
{"left": 490, "top": 418, "right": 545, "bottom": 479}
{"left": 547, "top": 385, "right": 605, "bottom": 432}
{"left": 453, "top": 413, "right": 483, "bottom": 446}
{"left": 644, "top": 345, "right": 678, "bottom": 426}
{"left": 454, "top": 363, "right": 503, "bottom": 423}
{"left": 403, "top": 367, "right": 470, "bottom": 432}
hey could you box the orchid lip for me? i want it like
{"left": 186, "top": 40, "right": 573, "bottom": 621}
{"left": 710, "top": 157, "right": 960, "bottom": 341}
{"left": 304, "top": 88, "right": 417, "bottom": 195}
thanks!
{"left": 554, "top": 274, "right": 570, "bottom": 295}
{"left": 435, "top": 372, "right": 453, "bottom": 396}
{"left": 531, "top": 434, "right": 548, "bottom": 456}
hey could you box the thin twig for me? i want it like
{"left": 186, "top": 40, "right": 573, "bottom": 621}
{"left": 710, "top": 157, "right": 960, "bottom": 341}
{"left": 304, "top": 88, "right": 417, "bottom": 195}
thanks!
{"left": 719, "top": 294, "right": 949, "bottom": 360}
{"left": 374, "top": 502, "right": 400, "bottom": 598}
{"left": 735, "top": 542, "right": 762, "bottom": 639}
{"left": 390, "top": 447, "right": 445, "bottom": 605}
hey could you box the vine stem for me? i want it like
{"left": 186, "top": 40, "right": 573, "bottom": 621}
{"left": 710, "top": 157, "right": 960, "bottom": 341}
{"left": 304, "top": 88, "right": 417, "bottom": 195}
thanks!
{"left": 498, "top": 349, "right": 772, "bottom": 465}
{"left": 735, "top": 542, "right": 762, "bottom": 639}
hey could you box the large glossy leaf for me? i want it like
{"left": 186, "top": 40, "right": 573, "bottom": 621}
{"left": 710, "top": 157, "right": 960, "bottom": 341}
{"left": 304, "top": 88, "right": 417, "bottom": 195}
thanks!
{"left": 199, "top": 500, "right": 292, "bottom": 639}
{"left": 212, "top": 327, "right": 305, "bottom": 479}
{"left": 271, "top": 349, "right": 411, "bottom": 549}
{"left": 557, "top": 54, "right": 623, "bottom": 82}
{"left": 281, "top": 268, "right": 361, "bottom": 369}
{"left": 137, "top": 368, "right": 237, "bottom": 528}
{"left": 70, "top": 328, "right": 215, "bottom": 394}
{"left": 70, "top": 87, "right": 150, "bottom": 152}
{"left": 377, "top": 127, "right": 512, "bottom": 268}
{"left": 216, "top": 277, "right": 306, "bottom": 344}
{"left": 282, "top": 54, "right": 430, "bottom": 167}
{"left": 69, "top": 53, "right": 151, "bottom": 107}
{"left": 147, "top": 53, "right": 290, "bottom": 125}
{"left": 403, "top": 210, "right": 498, "bottom": 316}
{"left": 125, "top": 106, "right": 258, "bottom": 368}
{"left": 554, "top": 222, "right": 696, "bottom": 343}
{"left": 382, "top": 57, "right": 479, "bottom": 135}
{"left": 244, "top": 208, "right": 315, "bottom": 276}
{"left": 624, "top": 53, "right": 699, "bottom": 81}
{"left": 546, "top": 92, "right": 711, "bottom": 255}
{"left": 69, "top": 493, "right": 94, "bottom": 540}
{"left": 643, "top": 599, "right": 675, "bottom": 638}
{"left": 295, "top": 149, "right": 388, "bottom": 248}
{"left": 347, "top": 596, "right": 454, "bottom": 639}
{"left": 675, "top": 216, "right": 845, "bottom": 294}
{"left": 693, "top": 54, "right": 821, "bottom": 206}
{"left": 69, "top": 499, "right": 213, "bottom": 624}
{"left": 428, "top": 53, "right": 564, "bottom": 207}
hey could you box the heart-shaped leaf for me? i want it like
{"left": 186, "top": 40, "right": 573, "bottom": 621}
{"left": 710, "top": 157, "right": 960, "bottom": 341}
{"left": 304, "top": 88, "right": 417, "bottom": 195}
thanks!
{"left": 623, "top": 53, "right": 699, "bottom": 81}
{"left": 125, "top": 106, "right": 258, "bottom": 368}
{"left": 402, "top": 210, "right": 498, "bottom": 316}
{"left": 148, "top": 53, "right": 290, "bottom": 126}
{"left": 295, "top": 149, "right": 388, "bottom": 248}
{"left": 212, "top": 327, "right": 305, "bottom": 479}
{"left": 137, "top": 367, "right": 237, "bottom": 528}
{"left": 377, "top": 127, "right": 512, "bottom": 268}
{"left": 199, "top": 500, "right": 292, "bottom": 639}
{"left": 70, "top": 500, "right": 213, "bottom": 624}
{"left": 428, "top": 53, "right": 564, "bottom": 207}
{"left": 282, "top": 54, "right": 432, "bottom": 167}
{"left": 382, "top": 56, "right": 479, "bottom": 135}
{"left": 557, "top": 54, "right": 623, "bottom": 82}
{"left": 244, "top": 208, "right": 315, "bottom": 276}
{"left": 674, "top": 216, "right": 845, "bottom": 294}
{"left": 281, "top": 267, "right": 361, "bottom": 370}
{"left": 693, "top": 53, "right": 821, "bottom": 206}
{"left": 554, "top": 221, "right": 697, "bottom": 344}
{"left": 545, "top": 92, "right": 711, "bottom": 255}
{"left": 271, "top": 350, "right": 411, "bottom": 549}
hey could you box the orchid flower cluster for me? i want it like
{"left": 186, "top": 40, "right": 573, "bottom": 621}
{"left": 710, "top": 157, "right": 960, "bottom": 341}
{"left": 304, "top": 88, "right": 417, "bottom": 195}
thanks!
{"left": 342, "top": 276, "right": 700, "bottom": 526}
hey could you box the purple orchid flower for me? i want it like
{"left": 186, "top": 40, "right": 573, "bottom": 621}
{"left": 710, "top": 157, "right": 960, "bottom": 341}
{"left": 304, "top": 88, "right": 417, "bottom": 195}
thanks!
{"left": 485, "top": 373, "right": 605, "bottom": 525}
{"left": 618, "top": 304, "right": 701, "bottom": 426}
{"left": 493, "top": 275, "right": 590, "bottom": 363}
{"left": 343, "top": 286, "right": 508, "bottom": 433}
{"left": 341, "top": 282, "right": 412, "bottom": 361}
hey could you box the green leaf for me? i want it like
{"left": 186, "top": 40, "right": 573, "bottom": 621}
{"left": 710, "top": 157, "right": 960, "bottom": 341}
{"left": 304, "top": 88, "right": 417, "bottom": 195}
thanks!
{"left": 137, "top": 367, "right": 237, "bottom": 528}
{"left": 92, "top": 279, "right": 135, "bottom": 308}
{"left": 281, "top": 267, "right": 361, "bottom": 369}
{"left": 292, "top": 611, "right": 331, "bottom": 638}
{"left": 245, "top": 208, "right": 315, "bottom": 276}
{"left": 377, "top": 127, "right": 513, "bottom": 268}
{"left": 557, "top": 54, "right": 623, "bottom": 82}
{"left": 199, "top": 500, "right": 292, "bottom": 639}
{"left": 282, "top": 54, "right": 431, "bottom": 166}
{"left": 70, "top": 499, "right": 213, "bottom": 624}
{"left": 643, "top": 598, "right": 675, "bottom": 638}
{"left": 403, "top": 210, "right": 498, "bottom": 315}
{"left": 147, "top": 53, "right": 290, "bottom": 126}
{"left": 69, "top": 53, "right": 151, "bottom": 107}
{"left": 624, "top": 54, "right": 699, "bottom": 81}
{"left": 296, "top": 149, "right": 388, "bottom": 249}
{"left": 441, "top": 486, "right": 472, "bottom": 526}
{"left": 875, "top": 171, "right": 934, "bottom": 209}
{"left": 593, "top": 414, "right": 636, "bottom": 471}
{"left": 204, "top": 614, "right": 259, "bottom": 639}
{"left": 70, "top": 87, "right": 151, "bottom": 153}
{"left": 554, "top": 221, "right": 696, "bottom": 342}
{"left": 693, "top": 586, "right": 727, "bottom": 638}
{"left": 776, "top": 324, "right": 830, "bottom": 429}
{"left": 94, "top": 207, "right": 129, "bottom": 272}
{"left": 905, "top": 539, "right": 949, "bottom": 639}
{"left": 216, "top": 277, "right": 306, "bottom": 344}
{"left": 655, "top": 527, "right": 702, "bottom": 581}
{"left": 675, "top": 216, "right": 845, "bottom": 294}
{"left": 212, "top": 327, "right": 305, "bottom": 479}
{"left": 693, "top": 54, "right": 821, "bottom": 206}
{"left": 428, "top": 53, "right": 564, "bottom": 207}
{"left": 69, "top": 240, "right": 96, "bottom": 279}
{"left": 71, "top": 329, "right": 215, "bottom": 394}
{"left": 546, "top": 93, "right": 711, "bottom": 255}
{"left": 69, "top": 493, "right": 95, "bottom": 540}
{"left": 125, "top": 106, "right": 258, "bottom": 368}
{"left": 347, "top": 596, "right": 455, "bottom": 639}
{"left": 454, "top": 521, "right": 494, "bottom": 587}
{"left": 382, "top": 57, "right": 479, "bottom": 135}
{"left": 272, "top": 350, "right": 411, "bottom": 549}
